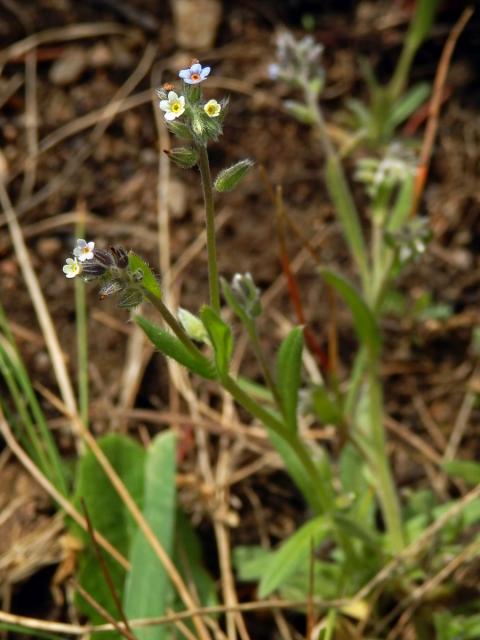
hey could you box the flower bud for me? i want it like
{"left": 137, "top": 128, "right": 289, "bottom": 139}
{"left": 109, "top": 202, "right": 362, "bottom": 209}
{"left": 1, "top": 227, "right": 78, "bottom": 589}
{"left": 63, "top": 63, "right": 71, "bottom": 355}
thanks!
{"left": 166, "top": 120, "right": 193, "bottom": 140}
{"left": 178, "top": 308, "right": 210, "bottom": 344}
{"left": 93, "top": 248, "right": 115, "bottom": 267}
{"left": 118, "top": 287, "right": 143, "bottom": 309}
{"left": 110, "top": 246, "right": 129, "bottom": 268}
{"left": 214, "top": 159, "right": 254, "bottom": 193}
{"left": 223, "top": 272, "right": 262, "bottom": 322}
{"left": 165, "top": 146, "right": 199, "bottom": 169}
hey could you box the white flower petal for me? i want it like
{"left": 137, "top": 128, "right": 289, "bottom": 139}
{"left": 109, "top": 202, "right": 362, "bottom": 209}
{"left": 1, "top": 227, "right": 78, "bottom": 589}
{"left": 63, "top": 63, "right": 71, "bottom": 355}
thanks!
{"left": 167, "top": 91, "right": 178, "bottom": 101}
{"left": 190, "top": 63, "right": 201, "bottom": 73}
{"left": 164, "top": 111, "right": 176, "bottom": 121}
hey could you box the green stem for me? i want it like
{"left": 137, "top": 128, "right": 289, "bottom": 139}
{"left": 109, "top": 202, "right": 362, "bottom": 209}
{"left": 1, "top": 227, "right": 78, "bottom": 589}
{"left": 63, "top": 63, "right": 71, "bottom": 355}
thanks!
{"left": 367, "top": 362, "right": 405, "bottom": 552}
{"left": 222, "top": 374, "right": 332, "bottom": 513}
{"left": 144, "top": 290, "right": 201, "bottom": 358}
{"left": 245, "top": 321, "right": 282, "bottom": 409}
{"left": 197, "top": 145, "right": 221, "bottom": 314}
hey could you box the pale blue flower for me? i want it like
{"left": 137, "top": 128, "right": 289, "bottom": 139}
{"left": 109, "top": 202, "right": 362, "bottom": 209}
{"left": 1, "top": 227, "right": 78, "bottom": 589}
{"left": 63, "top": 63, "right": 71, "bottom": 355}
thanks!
{"left": 179, "top": 62, "right": 211, "bottom": 84}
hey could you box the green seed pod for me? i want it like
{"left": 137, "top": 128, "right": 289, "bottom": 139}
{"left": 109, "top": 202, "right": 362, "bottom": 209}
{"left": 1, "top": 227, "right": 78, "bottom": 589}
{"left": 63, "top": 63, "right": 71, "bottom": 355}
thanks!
{"left": 118, "top": 287, "right": 144, "bottom": 309}
{"left": 214, "top": 159, "right": 254, "bottom": 193}
{"left": 165, "top": 146, "right": 199, "bottom": 169}
{"left": 166, "top": 120, "right": 193, "bottom": 140}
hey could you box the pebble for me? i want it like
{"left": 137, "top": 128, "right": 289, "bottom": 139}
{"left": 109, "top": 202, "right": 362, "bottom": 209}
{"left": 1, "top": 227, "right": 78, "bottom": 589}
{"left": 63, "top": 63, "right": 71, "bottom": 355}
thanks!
{"left": 49, "top": 47, "right": 88, "bottom": 86}
{"left": 37, "top": 237, "right": 62, "bottom": 259}
{"left": 171, "top": 0, "right": 222, "bottom": 50}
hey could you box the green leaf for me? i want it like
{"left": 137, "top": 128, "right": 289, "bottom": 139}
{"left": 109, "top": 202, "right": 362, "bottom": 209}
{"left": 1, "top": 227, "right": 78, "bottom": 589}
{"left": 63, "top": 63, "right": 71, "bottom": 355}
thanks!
{"left": 72, "top": 434, "right": 146, "bottom": 639}
{"left": 325, "top": 157, "right": 368, "bottom": 280}
{"left": 136, "top": 316, "right": 216, "bottom": 379}
{"left": 259, "top": 516, "right": 331, "bottom": 597}
{"left": 169, "top": 509, "right": 218, "bottom": 635}
{"left": 124, "top": 432, "right": 177, "bottom": 640}
{"left": 389, "top": 82, "right": 430, "bottom": 129}
{"left": 319, "top": 269, "right": 380, "bottom": 358}
{"left": 276, "top": 327, "right": 304, "bottom": 432}
{"left": 267, "top": 428, "right": 323, "bottom": 514}
{"left": 200, "top": 306, "right": 233, "bottom": 379}
{"left": 442, "top": 460, "right": 480, "bottom": 486}
{"left": 214, "top": 159, "right": 253, "bottom": 192}
{"left": 408, "top": 0, "right": 440, "bottom": 49}
{"left": 128, "top": 252, "right": 162, "bottom": 300}
{"left": 283, "top": 100, "right": 315, "bottom": 125}
{"left": 311, "top": 384, "right": 343, "bottom": 425}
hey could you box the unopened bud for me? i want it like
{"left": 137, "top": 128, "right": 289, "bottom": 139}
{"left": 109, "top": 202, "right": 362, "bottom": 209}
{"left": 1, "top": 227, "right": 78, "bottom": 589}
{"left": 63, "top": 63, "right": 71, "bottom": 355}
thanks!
{"left": 214, "top": 159, "right": 254, "bottom": 193}
{"left": 178, "top": 308, "right": 210, "bottom": 344}
{"left": 165, "top": 146, "right": 199, "bottom": 169}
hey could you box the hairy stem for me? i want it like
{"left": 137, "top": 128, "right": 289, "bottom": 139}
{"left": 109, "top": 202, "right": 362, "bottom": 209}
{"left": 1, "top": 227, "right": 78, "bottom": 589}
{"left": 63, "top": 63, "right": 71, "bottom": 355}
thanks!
{"left": 197, "top": 145, "right": 221, "bottom": 314}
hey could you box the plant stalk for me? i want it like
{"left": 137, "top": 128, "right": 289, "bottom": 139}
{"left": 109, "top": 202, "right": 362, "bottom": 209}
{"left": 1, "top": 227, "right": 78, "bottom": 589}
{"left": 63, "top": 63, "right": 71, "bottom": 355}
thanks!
{"left": 197, "top": 145, "right": 221, "bottom": 314}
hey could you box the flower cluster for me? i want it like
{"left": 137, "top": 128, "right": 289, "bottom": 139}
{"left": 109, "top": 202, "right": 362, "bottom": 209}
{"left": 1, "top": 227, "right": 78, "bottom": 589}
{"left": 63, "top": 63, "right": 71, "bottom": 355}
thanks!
{"left": 62, "top": 240, "right": 146, "bottom": 308}
{"left": 355, "top": 142, "right": 417, "bottom": 199}
{"left": 156, "top": 60, "right": 226, "bottom": 147}
{"left": 269, "top": 31, "right": 325, "bottom": 94}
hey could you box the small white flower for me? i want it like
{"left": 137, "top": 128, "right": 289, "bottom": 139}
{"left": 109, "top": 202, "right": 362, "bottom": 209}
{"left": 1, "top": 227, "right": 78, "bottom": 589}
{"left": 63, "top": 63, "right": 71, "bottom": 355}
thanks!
{"left": 179, "top": 62, "right": 210, "bottom": 85}
{"left": 73, "top": 238, "right": 95, "bottom": 262}
{"left": 203, "top": 99, "right": 221, "bottom": 118}
{"left": 159, "top": 91, "right": 185, "bottom": 121}
{"left": 63, "top": 257, "right": 82, "bottom": 278}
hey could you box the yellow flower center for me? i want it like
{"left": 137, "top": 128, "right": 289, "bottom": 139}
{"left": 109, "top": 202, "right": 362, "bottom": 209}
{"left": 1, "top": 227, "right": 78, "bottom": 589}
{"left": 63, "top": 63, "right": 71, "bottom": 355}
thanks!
{"left": 172, "top": 102, "right": 181, "bottom": 112}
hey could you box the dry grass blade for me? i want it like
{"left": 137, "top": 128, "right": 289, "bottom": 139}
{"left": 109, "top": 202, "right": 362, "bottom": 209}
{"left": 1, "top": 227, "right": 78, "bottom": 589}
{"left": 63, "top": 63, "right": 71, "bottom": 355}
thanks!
{"left": 410, "top": 6, "right": 474, "bottom": 217}
{"left": 0, "top": 176, "right": 80, "bottom": 445}
{"left": 0, "top": 23, "right": 139, "bottom": 73}
{"left": 37, "top": 385, "right": 213, "bottom": 640}
{"left": 72, "top": 579, "right": 137, "bottom": 640}
{"left": 0, "top": 409, "right": 129, "bottom": 570}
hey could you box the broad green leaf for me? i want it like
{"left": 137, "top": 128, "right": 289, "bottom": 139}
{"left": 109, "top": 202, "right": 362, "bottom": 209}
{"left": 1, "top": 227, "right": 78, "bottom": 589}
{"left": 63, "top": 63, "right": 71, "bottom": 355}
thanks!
{"left": 128, "top": 252, "right": 162, "bottom": 300}
{"left": 136, "top": 316, "right": 216, "bottom": 379}
{"left": 442, "top": 460, "right": 480, "bottom": 486}
{"left": 276, "top": 327, "right": 304, "bottom": 432}
{"left": 389, "top": 82, "right": 430, "bottom": 128}
{"left": 124, "top": 432, "right": 177, "bottom": 640}
{"left": 72, "top": 434, "right": 145, "bottom": 638}
{"left": 168, "top": 509, "right": 218, "bottom": 637}
{"left": 319, "top": 269, "right": 380, "bottom": 357}
{"left": 200, "top": 306, "right": 233, "bottom": 378}
{"left": 259, "top": 516, "right": 331, "bottom": 597}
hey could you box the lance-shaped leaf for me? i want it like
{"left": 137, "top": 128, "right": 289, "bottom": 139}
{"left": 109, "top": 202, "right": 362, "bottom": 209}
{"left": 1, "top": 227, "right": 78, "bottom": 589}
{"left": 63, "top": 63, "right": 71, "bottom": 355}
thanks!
{"left": 136, "top": 316, "right": 216, "bottom": 380}
{"left": 124, "top": 432, "right": 177, "bottom": 640}
{"left": 200, "top": 306, "right": 233, "bottom": 379}
{"left": 319, "top": 269, "right": 380, "bottom": 358}
{"left": 276, "top": 327, "right": 304, "bottom": 432}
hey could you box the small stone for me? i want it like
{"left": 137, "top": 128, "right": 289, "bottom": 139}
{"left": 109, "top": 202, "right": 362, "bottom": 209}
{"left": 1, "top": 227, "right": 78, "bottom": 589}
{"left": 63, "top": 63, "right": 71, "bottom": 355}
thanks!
{"left": 170, "top": 0, "right": 222, "bottom": 50}
{"left": 168, "top": 179, "right": 188, "bottom": 219}
{"left": 50, "top": 47, "right": 88, "bottom": 86}
{"left": 88, "top": 42, "right": 112, "bottom": 68}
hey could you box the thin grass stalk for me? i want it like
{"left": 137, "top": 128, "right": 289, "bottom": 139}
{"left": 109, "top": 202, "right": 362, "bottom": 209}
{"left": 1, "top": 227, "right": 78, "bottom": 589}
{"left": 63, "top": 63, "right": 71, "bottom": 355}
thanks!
{"left": 75, "top": 215, "right": 89, "bottom": 427}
